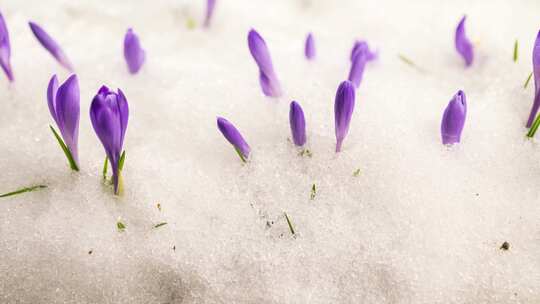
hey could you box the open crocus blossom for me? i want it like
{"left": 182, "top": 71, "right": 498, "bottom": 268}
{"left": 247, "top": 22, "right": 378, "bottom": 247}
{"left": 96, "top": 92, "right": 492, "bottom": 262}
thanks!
{"left": 90, "top": 86, "right": 129, "bottom": 195}
{"left": 441, "top": 90, "right": 467, "bottom": 145}
{"left": 48, "top": 74, "right": 80, "bottom": 171}
{"left": 217, "top": 117, "right": 250, "bottom": 162}
{"left": 305, "top": 32, "right": 315, "bottom": 60}
{"left": 455, "top": 15, "right": 474, "bottom": 67}
{"left": 124, "top": 28, "right": 145, "bottom": 74}
{"left": 526, "top": 30, "right": 540, "bottom": 127}
{"left": 204, "top": 0, "right": 216, "bottom": 27}
{"left": 0, "top": 11, "right": 13, "bottom": 82}
{"left": 334, "top": 81, "right": 356, "bottom": 152}
{"left": 350, "top": 40, "right": 377, "bottom": 62}
{"left": 29, "top": 21, "right": 73, "bottom": 71}
{"left": 248, "top": 29, "right": 282, "bottom": 97}
{"left": 289, "top": 101, "right": 306, "bottom": 146}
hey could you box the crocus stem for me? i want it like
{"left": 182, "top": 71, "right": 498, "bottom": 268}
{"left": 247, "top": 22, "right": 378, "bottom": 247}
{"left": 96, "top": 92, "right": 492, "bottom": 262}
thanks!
{"left": 115, "top": 170, "right": 124, "bottom": 196}
{"left": 102, "top": 156, "right": 108, "bottom": 180}
{"left": 49, "top": 125, "right": 79, "bottom": 171}
{"left": 234, "top": 147, "right": 247, "bottom": 163}
{"left": 336, "top": 139, "right": 343, "bottom": 153}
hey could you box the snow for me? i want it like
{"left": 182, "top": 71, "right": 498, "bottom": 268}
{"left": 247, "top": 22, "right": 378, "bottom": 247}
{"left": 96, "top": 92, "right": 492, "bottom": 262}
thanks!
{"left": 1, "top": 0, "right": 540, "bottom": 303}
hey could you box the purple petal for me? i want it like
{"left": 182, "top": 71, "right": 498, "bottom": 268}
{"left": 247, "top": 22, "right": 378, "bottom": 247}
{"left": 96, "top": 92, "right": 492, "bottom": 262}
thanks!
{"left": 455, "top": 15, "right": 474, "bottom": 67}
{"left": 0, "top": 12, "right": 13, "bottom": 81}
{"left": 204, "top": 0, "right": 216, "bottom": 27}
{"left": 217, "top": 117, "right": 251, "bottom": 159}
{"left": 350, "top": 40, "right": 377, "bottom": 62}
{"left": 123, "top": 28, "right": 145, "bottom": 74}
{"left": 248, "top": 29, "right": 282, "bottom": 97}
{"left": 305, "top": 32, "right": 315, "bottom": 60}
{"left": 116, "top": 89, "right": 129, "bottom": 148}
{"left": 289, "top": 101, "right": 306, "bottom": 146}
{"left": 526, "top": 30, "right": 540, "bottom": 127}
{"left": 441, "top": 90, "right": 467, "bottom": 145}
{"left": 348, "top": 52, "right": 367, "bottom": 88}
{"left": 29, "top": 21, "right": 73, "bottom": 71}
{"left": 334, "top": 81, "right": 356, "bottom": 152}
{"left": 47, "top": 74, "right": 59, "bottom": 125}
{"left": 55, "top": 74, "right": 80, "bottom": 164}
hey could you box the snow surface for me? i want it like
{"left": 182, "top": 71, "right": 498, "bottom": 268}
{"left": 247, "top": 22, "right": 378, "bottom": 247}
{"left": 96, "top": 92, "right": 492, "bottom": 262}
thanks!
{"left": 1, "top": 0, "right": 540, "bottom": 303}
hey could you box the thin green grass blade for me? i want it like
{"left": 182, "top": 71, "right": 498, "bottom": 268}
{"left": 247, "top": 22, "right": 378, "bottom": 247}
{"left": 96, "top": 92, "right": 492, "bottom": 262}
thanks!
{"left": 527, "top": 114, "right": 540, "bottom": 137}
{"left": 0, "top": 185, "right": 47, "bottom": 198}
{"left": 102, "top": 156, "right": 108, "bottom": 180}
{"left": 524, "top": 72, "right": 533, "bottom": 89}
{"left": 513, "top": 40, "right": 518, "bottom": 62}
{"left": 118, "top": 151, "right": 126, "bottom": 171}
{"left": 284, "top": 212, "right": 295, "bottom": 235}
{"left": 234, "top": 147, "right": 247, "bottom": 163}
{"left": 49, "top": 125, "right": 79, "bottom": 171}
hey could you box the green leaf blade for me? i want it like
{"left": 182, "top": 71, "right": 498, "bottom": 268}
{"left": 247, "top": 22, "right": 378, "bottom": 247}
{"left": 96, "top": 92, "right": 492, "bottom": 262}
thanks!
{"left": 0, "top": 185, "right": 47, "bottom": 198}
{"left": 49, "top": 125, "right": 79, "bottom": 171}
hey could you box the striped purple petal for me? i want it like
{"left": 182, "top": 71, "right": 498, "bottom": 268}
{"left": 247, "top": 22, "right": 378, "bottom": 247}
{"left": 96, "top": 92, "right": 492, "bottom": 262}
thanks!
{"left": 289, "top": 101, "right": 306, "bottom": 146}
{"left": 0, "top": 11, "right": 13, "bottom": 81}
{"left": 334, "top": 81, "right": 356, "bottom": 152}
{"left": 204, "top": 0, "right": 216, "bottom": 27}
{"left": 248, "top": 29, "right": 282, "bottom": 97}
{"left": 305, "top": 33, "right": 315, "bottom": 60}
{"left": 455, "top": 15, "right": 474, "bottom": 67}
{"left": 526, "top": 30, "right": 540, "bottom": 127}
{"left": 217, "top": 117, "right": 250, "bottom": 160}
{"left": 441, "top": 90, "right": 467, "bottom": 145}
{"left": 124, "top": 28, "right": 145, "bottom": 74}
{"left": 29, "top": 21, "right": 73, "bottom": 71}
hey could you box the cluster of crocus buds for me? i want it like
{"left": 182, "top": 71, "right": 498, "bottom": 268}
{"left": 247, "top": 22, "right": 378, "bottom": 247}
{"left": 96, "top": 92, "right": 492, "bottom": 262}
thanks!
{"left": 124, "top": 28, "right": 145, "bottom": 74}
{"left": 47, "top": 74, "right": 80, "bottom": 171}
{"left": 0, "top": 12, "right": 13, "bottom": 81}
{"left": 304, "top": 33, "right": 315, "bottom": 60}
{"left": 90, "top": 86, "right": 130, "bottom": 195}
{"left": 441, "top": 90, "right": 467, "bottom": 145}
{"left": 204, "top": 0, "right": 217, "bottom": 28}
{"left": 248, "top": 29, "right": 282, "bottom": 97}
{"left": 334, "top": 81, "right": 356, "bottom": 152}
{"left": 455, "top": 15, "right": 474, "bottom": 67}
{"left": 526, "top": 31, "right": 540, "bottom": 127}
{"left": 29, "top": 21, "right": 73, "bottom": 71}
{"left": 216, "top": 117, "right": 250, "bottom": 162}
{"left": 348, "top": 40, "right": 377, "bottom": 88}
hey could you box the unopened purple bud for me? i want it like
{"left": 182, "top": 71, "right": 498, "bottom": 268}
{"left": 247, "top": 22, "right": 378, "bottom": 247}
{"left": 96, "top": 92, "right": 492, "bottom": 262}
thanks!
{"left": 334, "top": 81, "right": 356, "bottom": 152}
{"left": 248, "top": 29, "right": 282, "bottom": 97}
{"left": 0, "top": 11, "right": 13, "bottom": 82}
{"left": 90, "top": 86, "right": 129, "bottom": 194}
{"left": 526, "top": 30, "right": 540, "bottom": 127}
{"left": 455, "top": 15, "right": 474, "bottom": 67}
{"left": 29, "top": 21, "right": 73, "bottom": 71}
{"left": 305, "top": 33, "right": 315, "bottom": 60}
{"left": 348, "top": 51, "right": 367, "bottom": 88}
{"left": 350, "top": 40, "right": 377, "bottom": 62}
{"left": 48, "top": 74, "right": 80, "bottom": 166}
{"left": 289, "top": 101, "right": 306, "bottom": 146}
{"left": 204, "top": 0, "right": 216, "bottom": 27}
{"left": 441, "top": 90, "right": 467, "bottom": 145}
{"left": 217, "top": 117, "right": 251, "bottom": 161}
{"left": 124, "top": 28, "right": 145, "bottom": 74}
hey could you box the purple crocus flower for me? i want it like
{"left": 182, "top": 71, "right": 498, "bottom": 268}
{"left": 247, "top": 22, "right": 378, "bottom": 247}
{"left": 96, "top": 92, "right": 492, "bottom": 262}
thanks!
{"left": 0, "top": 12, "right": 13, "bottom": 82}
{"left": 204, "top": 0, "right": 216, "bottom": 27}
{"left": 455, "top": 15, "right": 474, "bottom": 67}
{"left": 334, "top": 81, "right": 356, "bottom": 152}
{"left": 441, "top": 90, "right": 467, "bottom": 145}
{"left": 217, "top": 117, "right": 250, "bottom": 162}
{"left": 29, "top": 21, "right": 73, "bottom": 71}
{"left": 248, "top": 29, "right": 282, "bottom": 97}
{"left": 289, "top": 101, "right": 306, "bottom": 146}
{"left": 124, "top": 28, "right": 145, "bottom": 74}
{"left": 348, "top": 51, "right": 367, "bottom": 88}
{"left": 526, "top": 30, "right": 540, "bottom": 127}
{"left": 90, "top": 86, "right": 129, "bottom": 194}
{"left": 48, "top": 74, "right": 80, "bottom": 170}
{"left": 350, "top": 40, "right": 377, "bottom": 62}
{"left": 305, "top": 32, "right": 315, "bottom": 60}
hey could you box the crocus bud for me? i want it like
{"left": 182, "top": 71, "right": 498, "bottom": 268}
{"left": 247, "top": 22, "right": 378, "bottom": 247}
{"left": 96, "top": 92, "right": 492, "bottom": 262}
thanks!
{"left": 0, "top": 11, "right": 13, "bottom": 82}
{"left": 348, "top": 51, "right": 367, "bottom": 88}
{"left": 350, "top": 40, "right": 377, "bottom": 62}
{"left": 47, "top": 74, "right": 80, "bottom": 170}
{"left": 305, "top": 33, "right": 315, "bottom": 60}
{"left": 526, "top": 30, "right": 540, "bottom": 127}
{"left": 289, "top": 101, "right": 306, "bottom": 146}
{"left": 441, "top": 90, "right": 467, "bottom": 145}
{"left": 248, "top": 29, "right": 282, "bottom": 97}
{"left": 90, "top": 86, "right": 129, "bottom": 194}
{"left": 455, "top": 15, "right": 473, "bottom": 67}
{"left": 124, "top": 28, "right": 145, "bottom": 74}
{"left": 204, "top": 0, "right": 216, "bottom": 27}
{"left": 29, "top": 21, "right": 73, "bottom": 71}
{"left": 334, "top": 81, "right": 356, "bottom": 152}
{"left": 217, "top": 117, "right": 250, "bottom": 162}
